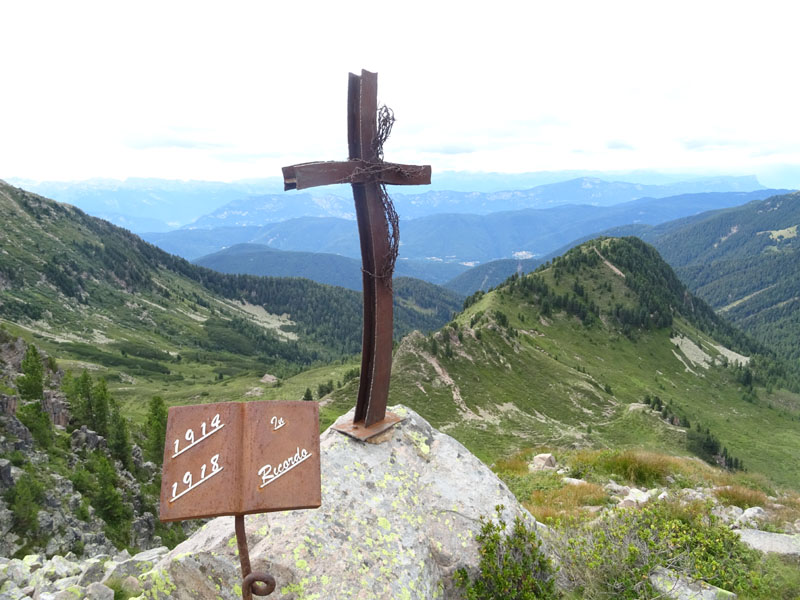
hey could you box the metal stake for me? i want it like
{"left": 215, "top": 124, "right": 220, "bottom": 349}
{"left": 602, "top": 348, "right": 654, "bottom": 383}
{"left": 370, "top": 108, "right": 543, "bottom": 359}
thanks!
{"left": 235, "top": 514, "right": 276, "bottom": 599}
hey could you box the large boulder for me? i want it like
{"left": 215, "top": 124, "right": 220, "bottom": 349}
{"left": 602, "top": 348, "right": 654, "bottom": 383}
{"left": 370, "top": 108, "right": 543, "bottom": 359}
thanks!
{"left": 736, "top": 529, "right": 800, "bottom": 555}
{"left": 139, "top": 405, "right": 540, "bottom": 599}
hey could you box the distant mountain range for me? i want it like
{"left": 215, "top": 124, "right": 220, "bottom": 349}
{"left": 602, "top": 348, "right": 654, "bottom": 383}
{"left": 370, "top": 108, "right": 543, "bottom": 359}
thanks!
{"left": 194, "top": 244, "right": 468, "bottom": 289}
{"left": 9, "top": 174, "right": 766, "bottom": 233}
{"left": 185, "top": 175, "right": 766, "bottom": 228}
{"left": 6, "top": 177, "right": 286, "bottom": 231}
{"left": 144, "top": 189, "right": 787, "bottom": 265}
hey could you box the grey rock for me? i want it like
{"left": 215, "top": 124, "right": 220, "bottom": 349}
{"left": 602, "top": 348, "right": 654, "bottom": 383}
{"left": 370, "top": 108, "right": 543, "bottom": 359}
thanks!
{"left": 21, "top": 554, "right": 43, "bottom": 572}
{"left": 49, "top": 575, "right": 80, "bottom": 590}
{"left": 562, "top": 477, "right": 586, "bottom": 486}
{"left": 3, "top": 560, "right": 30, "bottom": 587}
{"left": 650, "top": 567, "right": 736, "bottom": 599}
{"left": 122, "top": 575, "right": 142, "bottom": 594}
{"left": 70, "top": 426, "right": 107, "bottom": 452}
{"left": 114, "top": 549, "right": 131, "bottom": 562}
{"left": 77, "top": 555, "right": 112, "bottom": 586}
{"left": 8, "top": 467, "right": 23, "bottom": 486}
{"left": 0, "top": 505, "right": 15, "bottom": 536}
{"left": 130, "top": 513, "right": 155, "bottom": 549}
{"left": 38, "top": 555, "right": 81, "bottom": 582}
{"left": 620, "top": 488, "right": 652, "bottom": 506}
{"left": 141, "top": 461, "right": 157, "bottom": 478}
{"left": 736, "top": 529, "right": 800, "bottom": 555}
{"left": 36, "top": 511, "right": 53, "bottom": 536}
{"left": 529, "top": 453, "right": 556, "bottom": 471}
{"left": 0, "top": 580, "right": 28, "bottom": 600}
{"left": 139, "top": 405, "right": 541, "bottom": 600}
{"left": 53, "top": 591, "right": 84, "bottom": 600}
{"left": 1, "top": 415, "right": 33, "bottom": 450}
{"left": 85, "top": 583, "right": 114, "bottom": 600}
{"left": 712, "top": 504, "right": 743, "bottom": 525}
{"left": 604, "top": 480, "right": 630, "bottom": 496}
{"left": 735, "top": 506, "right": 766, "bottom": 528}
{"left": 679, "top": 487, "right": 711, "bottom": 503}
{"left": 131, "top": 444, "right": 144, "bottom": 470}
{"left": 0, "top": 459, "right": 12, "bottom": 488}
{"left": 103, "top": 546, "right": 168, "bottom": 582}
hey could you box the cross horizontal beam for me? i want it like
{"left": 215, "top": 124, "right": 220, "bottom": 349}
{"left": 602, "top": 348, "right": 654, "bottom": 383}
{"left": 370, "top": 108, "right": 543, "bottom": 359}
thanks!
{"left": 283, "top": 161, "right": 431, "bottom": 191}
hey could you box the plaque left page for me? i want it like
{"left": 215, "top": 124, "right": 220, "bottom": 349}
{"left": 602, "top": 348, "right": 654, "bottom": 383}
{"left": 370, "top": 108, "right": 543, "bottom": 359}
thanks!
{"left": 159, "top": 402, "right": 242, "bottom": 521}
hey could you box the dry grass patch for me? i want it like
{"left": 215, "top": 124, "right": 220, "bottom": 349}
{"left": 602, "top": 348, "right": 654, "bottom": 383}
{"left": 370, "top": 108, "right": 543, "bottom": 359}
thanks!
{"left": 769, "top": 493, "right": 800, "bottom": 531}
{"left": 494, "top": 454, "right": 531, "bottom": 474}
{"left": 714, "top": 485, "right": 768, "bottom": 509}
{"left": 568, "top": 449, "right": 685, "bottom": 487}
{"left": 525, "top": 482, "right": 608, "bottom": 524}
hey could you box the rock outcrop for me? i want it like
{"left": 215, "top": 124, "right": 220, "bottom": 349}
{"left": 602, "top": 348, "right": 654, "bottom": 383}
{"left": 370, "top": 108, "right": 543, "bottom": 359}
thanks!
{"left": 138, "top": 405, "right": 539, "bottom": 600}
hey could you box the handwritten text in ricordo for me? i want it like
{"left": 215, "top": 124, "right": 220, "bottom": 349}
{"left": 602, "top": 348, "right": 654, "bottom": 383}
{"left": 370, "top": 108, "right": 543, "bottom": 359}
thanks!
{"left": 258, "top": 447, "right": 313, "bottom": 488}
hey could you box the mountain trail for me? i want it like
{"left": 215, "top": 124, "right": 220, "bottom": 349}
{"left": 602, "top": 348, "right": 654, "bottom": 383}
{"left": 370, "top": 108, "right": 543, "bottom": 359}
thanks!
{"left": 593, "top": 247, "right": 626, "bottom": 278}
{"left": 419, "top": 348, "right": 476, "bottom": 419}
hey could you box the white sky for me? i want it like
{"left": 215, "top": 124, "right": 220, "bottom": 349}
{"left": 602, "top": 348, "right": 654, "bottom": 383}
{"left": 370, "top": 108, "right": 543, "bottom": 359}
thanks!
{"left": 2, "top": 0, "right": 799, "bottom": 184}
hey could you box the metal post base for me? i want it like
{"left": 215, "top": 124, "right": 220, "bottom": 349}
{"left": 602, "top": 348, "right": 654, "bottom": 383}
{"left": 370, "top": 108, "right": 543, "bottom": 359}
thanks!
{"left": 332, "top": 411, "right": 405, "bottom": 441}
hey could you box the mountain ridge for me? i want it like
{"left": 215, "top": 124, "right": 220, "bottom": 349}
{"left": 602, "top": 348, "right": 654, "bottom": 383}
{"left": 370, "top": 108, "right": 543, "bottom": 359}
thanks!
{"left": 320, "top": 236, "right": 800, "bottom": 488}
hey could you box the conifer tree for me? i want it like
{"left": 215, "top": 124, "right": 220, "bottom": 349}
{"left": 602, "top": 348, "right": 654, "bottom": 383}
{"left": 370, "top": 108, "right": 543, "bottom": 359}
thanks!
{"left": 108, "top": 398, "right": 132, "bottom": 471}
{"left": 17, "top": 344, "right": 44, "bottom": 400}
{"left": 144, "top": 396, "right": 168, "bottom": 465}
{"left": 90, "top": 378, "right": 111, "bottom": 437}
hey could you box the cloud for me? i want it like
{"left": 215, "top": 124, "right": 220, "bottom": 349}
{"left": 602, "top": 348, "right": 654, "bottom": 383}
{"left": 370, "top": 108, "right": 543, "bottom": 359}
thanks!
{"left": 213, "top": 150, "right": 286, "bottom": 163}
{"left": 606, "top": 140, "right": 634, "bottom": 151}
{"left": 126, "top": 136, "right": 225, "bottom": 151}
{"left": 682, "top": 138, "right": 741, "bottom": 151}
{"left": 422, "top": 145, "right": 475, "bottom": 155}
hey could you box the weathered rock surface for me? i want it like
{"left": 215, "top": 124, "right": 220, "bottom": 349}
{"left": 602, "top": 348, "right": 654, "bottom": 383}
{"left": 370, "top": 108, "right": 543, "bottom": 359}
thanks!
{"left": 736, "top": 529, "right": 800, "bottom": 555}
{"left": 139, "top": 405, "right": 539, "bottom": 600}
{"left": 650, "top": 567, "right": 737, "bottom": 599}
{"left": 70, "top": 426, "right": 108, "bottom": 452}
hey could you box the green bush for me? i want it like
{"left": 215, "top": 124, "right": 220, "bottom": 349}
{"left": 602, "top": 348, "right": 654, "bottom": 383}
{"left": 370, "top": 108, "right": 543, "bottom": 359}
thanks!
{"left": 6, "top": 472, "right": 45, "bottom": 533}
{"left": 455, "top": 506, "right": 557, "bottom": 600}
{"left": 17, "top": 401, "right": 53, "bottom": 449}
{"left": 557, "top": 501, "right": 763, "bottom": 598}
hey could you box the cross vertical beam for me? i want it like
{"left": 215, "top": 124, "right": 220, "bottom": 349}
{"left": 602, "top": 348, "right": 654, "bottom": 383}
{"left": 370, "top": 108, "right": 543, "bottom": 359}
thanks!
{"left": 347, "top": 71, "right": 392, "bottom": 428}
{"left": 282, "top": 70, "right": 431, "bottom": 437}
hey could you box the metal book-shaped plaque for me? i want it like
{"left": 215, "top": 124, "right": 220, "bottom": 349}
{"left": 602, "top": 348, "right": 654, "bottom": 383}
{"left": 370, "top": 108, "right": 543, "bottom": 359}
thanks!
{"left": 159, "top": 401, "right": 321, "bottom": 522}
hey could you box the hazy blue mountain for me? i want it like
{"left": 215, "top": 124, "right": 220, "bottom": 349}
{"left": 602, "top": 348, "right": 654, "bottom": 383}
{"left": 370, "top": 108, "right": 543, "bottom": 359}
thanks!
{"left": 145, "top": 189, "right": 787, "bottom": 270}
{"left": 187, "top": 193, "right": 354, "bottom": 228}
{"left": 442, "top": 189, "right": 791, "bottom": 294}
{"left": 390, "top": 175, "right": 766, "bottom": 218}
{"left": 10, "top": 173, "right": 765, "bottom": 234}
{"left": 194, "top": 243, "right": 468, "bottom": 289}
{"left": 7, "top": 177, "right": 286, "bottom": 231}
{"left": 400, "top": 171, "right": 766, "bottom": 194}
{"left": 187, "top": 175, "right": 767, "bottom": 226}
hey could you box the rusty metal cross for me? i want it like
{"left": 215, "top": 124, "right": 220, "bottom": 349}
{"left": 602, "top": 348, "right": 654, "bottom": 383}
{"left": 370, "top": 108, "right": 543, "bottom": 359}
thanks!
{"left": 283, "top": 70, "right": 431, "bottom": 437}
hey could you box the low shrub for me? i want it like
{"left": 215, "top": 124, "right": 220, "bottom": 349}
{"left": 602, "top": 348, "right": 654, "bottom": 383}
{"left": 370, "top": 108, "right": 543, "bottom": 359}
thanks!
{"left": 556, "top": 501, "right": 763, "bottom": 598}
{"left": 455, "top": 506, "right": 557, "bottom": 600}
